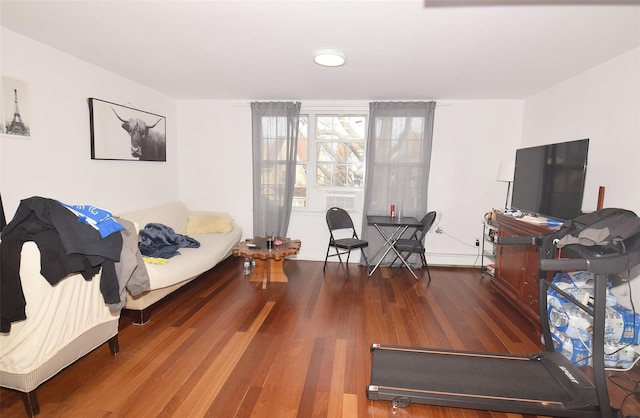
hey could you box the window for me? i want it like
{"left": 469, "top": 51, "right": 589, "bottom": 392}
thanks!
{"left": 294, "top": 108, "right": 367, "bottom": 211}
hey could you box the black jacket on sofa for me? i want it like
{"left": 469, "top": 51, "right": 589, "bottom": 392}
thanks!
{"left": 0, "top": 196, "right": 122, "bottom": 332}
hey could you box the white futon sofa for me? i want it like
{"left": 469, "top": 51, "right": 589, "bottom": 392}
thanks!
{"left": 118, "top": 201, "right": 242, "bottom": 324}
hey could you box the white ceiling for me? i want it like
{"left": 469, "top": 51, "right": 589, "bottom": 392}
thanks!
{"left": 1, "top": 0, "right": 639, "bottom": 100}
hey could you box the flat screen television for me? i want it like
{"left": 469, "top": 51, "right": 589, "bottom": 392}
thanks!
{"left": 511, "top": 138, "right": 589, "bottom": 221}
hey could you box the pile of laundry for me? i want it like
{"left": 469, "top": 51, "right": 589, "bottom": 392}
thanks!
{"left": 0, "top": 196, "right": 150, "bottom": 332}
{"left": 138, "top": 222, "right": 200, "bottom": 259}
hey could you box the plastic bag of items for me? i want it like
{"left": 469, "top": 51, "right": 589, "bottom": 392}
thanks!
{"left": 545, "top": 271, "right": 640, "bottom": 368}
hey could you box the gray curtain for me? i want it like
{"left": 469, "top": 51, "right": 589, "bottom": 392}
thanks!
{"left": 361, "top": 101, "right": 436, "bottom": 265}
{"left": 250, "top": 102, "right": 301, "bottom": 238}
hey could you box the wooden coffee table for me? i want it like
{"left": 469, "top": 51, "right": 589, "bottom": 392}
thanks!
{"left": 232, "top": 237, "right": 301, "bottom": 289}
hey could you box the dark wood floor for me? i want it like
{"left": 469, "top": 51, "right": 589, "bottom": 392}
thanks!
{"left": 2, "top": 258, "right": 639, "bottom": 417}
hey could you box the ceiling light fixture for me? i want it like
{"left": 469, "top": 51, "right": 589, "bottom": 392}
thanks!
{"left": 313, "top": 49, "right": 346, "bottom": 67}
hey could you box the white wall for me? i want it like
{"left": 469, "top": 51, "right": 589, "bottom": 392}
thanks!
{"left": 177, "top": 99, "right": 525, "bottom": 264}
{"left": 522, "top": 47, "right": 640, "bottom": 307}
{"left": 4, "top": 25, "right": 638, "bottom": 284}
{"left": 1, "top": 29, "right": 179, "bottom": 218}
{"left": 427, "top": 100, "right": 524, "bottom": 265}
{"left": 522, "top": 47, "right": 640, "bottom": 213}
{"left": 2, "top": 26, "right": 524, "bottom": 267}
{"left": 176, "top": 100, "right": 253, "bottom": 234}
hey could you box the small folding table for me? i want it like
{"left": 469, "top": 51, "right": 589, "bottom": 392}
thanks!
{"left": 366, "top": 215, "right": 422, "bottom": 278}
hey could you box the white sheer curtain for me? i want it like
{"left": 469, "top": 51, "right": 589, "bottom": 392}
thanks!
{"left": 250, "top": 102, "right": 301, "bottom": 238}
{"left": 361, "top": 101, "right": 436, "bottom": 265}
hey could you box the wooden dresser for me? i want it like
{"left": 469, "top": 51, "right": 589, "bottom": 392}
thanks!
{"left": 492, "top": 213, "right": 554, "bottom": 327}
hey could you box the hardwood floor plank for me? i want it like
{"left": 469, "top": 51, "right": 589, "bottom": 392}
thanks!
{"left": 327, "top": 339, "right": 347, "bottom": 418}
{"left": 342, "top": 393, "right": 358, "bottom": 418}
{"left": 296, "top": 337, "right": 327, "bottom": 417}
{"left": 81, "top": 325, "right": 196, "bottom": 415}
{"left": 204, "top": 332, "right": 281, "bottom": 416}
{"left": 120, "top": 329, "right": 229, "bottom": 417}
{"left": 1, "top": 259, "right": 638, "bottom": 417}
{"left": 174, "top": 300, "right": 275, "bottom": 416}
{"left": 422, "top": 284, "right": 467, "bottom": 350}
{"left": 250, "top": 337, "right": 314, "bottom": 418}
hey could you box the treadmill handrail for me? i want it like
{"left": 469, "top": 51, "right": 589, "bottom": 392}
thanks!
{"left": 539, "top": 246, "right": 636, "bottom": 274}
{"left": 539, "top": 258, "right": 594, "bottom": 272}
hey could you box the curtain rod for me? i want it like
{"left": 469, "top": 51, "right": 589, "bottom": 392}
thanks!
{"left": 232, "top": 102, "right": 450, "bottom": 108}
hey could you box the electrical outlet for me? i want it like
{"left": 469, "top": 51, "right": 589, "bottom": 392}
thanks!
{"left": 475, "top": 239, "right": 480, "bottom": 247}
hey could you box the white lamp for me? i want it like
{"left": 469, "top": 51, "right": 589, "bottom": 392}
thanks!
{"left": 497, "top": 161, "right": 515, "bottom": 210}
{"left": 313, "top": 49, "right": 346, "bottom": 67}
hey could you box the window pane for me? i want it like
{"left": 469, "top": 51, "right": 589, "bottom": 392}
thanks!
{"left": 317, "top": 142, "right": 365, "bottom": 163}
{"left": 297, "top": 116, "right": 309, "bottom": 163}
{"left": 317, "top": 115, "right": 365, "bottom": 141}
{"left": 294, "top": 116, "right": 309, "bottom": 207}
{"left": 316, "top": 162, "right": 364, "bottom": 187}
{"left": 294, "top": 163, "right": 307, "bottom": 207}
{"left": 314, "top": 115, "right": 365, "bottom": 189}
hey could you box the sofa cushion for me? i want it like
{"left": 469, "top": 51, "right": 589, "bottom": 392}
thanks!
{"left": 118, "top": 201, "right": 189, "bottom": 234}
{"left": 186, "top": 212, "right": 234, "bottom": 235}
{"left": 142, "top": 225, "right": 242, "bottom": 290}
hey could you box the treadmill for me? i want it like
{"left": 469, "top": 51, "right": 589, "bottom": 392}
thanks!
{"left": 367, "top": 230, "right": 640, "bottom": 417}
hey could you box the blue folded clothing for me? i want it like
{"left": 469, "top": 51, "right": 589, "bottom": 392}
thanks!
{"left": 138, "top": 222, "right": 200, "bottom": 258}
{"left": 57, "top": 201, "right": 124, "bottom": 238}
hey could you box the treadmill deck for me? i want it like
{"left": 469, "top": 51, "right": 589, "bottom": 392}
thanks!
{"left": 368, "top": 344, "right": 603, "bottom": 417}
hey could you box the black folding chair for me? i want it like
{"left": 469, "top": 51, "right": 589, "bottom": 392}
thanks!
{"left": 391, "top": 211, "right": 436, "bottom": 282}
{"left": 324, "top": 207, "right": 370, "bottom": 279}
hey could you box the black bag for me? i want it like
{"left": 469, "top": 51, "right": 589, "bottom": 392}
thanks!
{"left": 541, "top": 208, "right": 640, "bottom": 259}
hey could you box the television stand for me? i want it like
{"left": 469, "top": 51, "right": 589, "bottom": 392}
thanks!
{"left": 491, "top": 212, "right": 553, "bottom": 328}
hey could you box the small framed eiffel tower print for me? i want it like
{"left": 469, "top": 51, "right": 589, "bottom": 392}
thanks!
{"left": 1, "top": 75, "right": 31, "bottom": 138}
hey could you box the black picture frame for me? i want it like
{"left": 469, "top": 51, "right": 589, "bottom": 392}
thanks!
{"left": 89, "top": 98, "right": 166, "bottom": 161}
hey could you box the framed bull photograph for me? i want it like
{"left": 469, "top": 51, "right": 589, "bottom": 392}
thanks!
{"left": 89, "top": 98, "right": 166, "bottom": 161}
